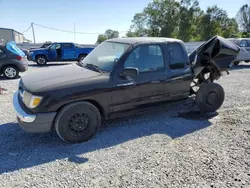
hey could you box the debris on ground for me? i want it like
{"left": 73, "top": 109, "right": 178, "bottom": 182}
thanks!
{"left": 0, "top": 87, "right": 8, "bottom": 94}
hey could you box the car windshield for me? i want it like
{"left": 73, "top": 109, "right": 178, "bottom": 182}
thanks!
{"left": 81, "top": 41, "right": 130, "bottom": 72}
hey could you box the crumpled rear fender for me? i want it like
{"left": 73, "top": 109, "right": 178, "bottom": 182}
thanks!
{"left": 189, "top": 36, "right": 240, "bottom": 78}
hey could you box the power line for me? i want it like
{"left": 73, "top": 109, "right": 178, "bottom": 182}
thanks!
{"left": 33, "top": 23, "right": 127, "bottom": 35}
{"left": 33, "top": 23, "right": 101, "bottom": 35}
{"left": 22, "top": 25, "right": 32, "bottom": 33}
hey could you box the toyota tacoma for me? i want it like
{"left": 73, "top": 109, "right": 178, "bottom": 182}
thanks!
{"left": 13, "top": 36, "right": 240, "bottom": 143}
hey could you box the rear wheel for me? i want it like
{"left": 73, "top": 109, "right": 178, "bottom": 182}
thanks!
{"left": 2, "top": 66, "right": 19, "bottom": 79}
{"left": 36, "top": 55, "right": 47, "bottom": 65}
{"left": 195, "top": 83, "right": 225, "bottom": 113}
{"left": 55, "top": 102, "right": 101, "bottom": 143}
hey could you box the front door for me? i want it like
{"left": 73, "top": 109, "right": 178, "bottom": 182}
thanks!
{"left": 48, "top": 43, "right": 57, "bottom": 61}
{"left": 111, "top": 44, "right": 170, "bottom": 115}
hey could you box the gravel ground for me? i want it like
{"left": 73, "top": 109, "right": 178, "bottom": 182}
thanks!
{"left": 0, "top": 62, "right": 249, "bottom": 188}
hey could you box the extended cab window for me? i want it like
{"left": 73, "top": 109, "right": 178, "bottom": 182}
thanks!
{"left": 167, "top": 43, "right": 186, "bottom": 70}
{"left": 124, "top": 44, "right": 164, "bottom": 73}
{"left": 63, "top": 43, "right": 73, "bottom": 48}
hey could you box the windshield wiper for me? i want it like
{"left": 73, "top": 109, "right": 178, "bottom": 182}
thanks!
{"left": 85, "top": 63, "right": 102, "bottom": 73}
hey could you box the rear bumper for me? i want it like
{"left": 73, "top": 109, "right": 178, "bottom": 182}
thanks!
{"left": 17, "top": 62, "right": 28, "bottom": 72}
{"left": 13, "top": 92, "right": 57, "bottom": 133}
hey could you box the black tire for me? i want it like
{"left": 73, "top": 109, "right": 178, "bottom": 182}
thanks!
{"left": 77, "top": 54, "right": 87, "bottom": 62}
{"left": 2, "top": 65, "right": 19, "bottom": 79}
{"left": 195, "top": 83, "right": 225, "bottom": 113}
{"left": 36, "top": 55, "right": 47, "bottom": 65}
{"left": 55, "top": 102, "right": 101, "bottom": 143}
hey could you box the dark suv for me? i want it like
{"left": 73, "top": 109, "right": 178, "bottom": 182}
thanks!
{"left": 0, "top": 41, "right": 28, "bottom": 79}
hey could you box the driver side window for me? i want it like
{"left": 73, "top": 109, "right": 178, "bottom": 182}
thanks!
{"left": 124, "top": 44, "right": 164, "bottom": 73}
{"left": 49, "top": 44, "right": 56, "bottom": 50}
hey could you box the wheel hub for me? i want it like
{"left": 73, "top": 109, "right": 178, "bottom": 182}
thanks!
{"left": 206, "top": 91, "right": 217, "bottom": 105}
{"left": 38, "top": 58, "right": 45, "bottom": 64}
{"left": 5, "top": 67, "right": 16, "bottom": 78}
{"left": 69, "top": 113, "right": 89, "bottom": 132}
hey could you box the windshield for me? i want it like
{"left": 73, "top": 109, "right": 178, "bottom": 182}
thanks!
{"left": 81, "top": 41, "right": 130, "bottom": 72}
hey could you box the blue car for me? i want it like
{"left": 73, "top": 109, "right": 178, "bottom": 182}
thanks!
{"left": 29, "top": 42, "right": 95, "bottom": 65}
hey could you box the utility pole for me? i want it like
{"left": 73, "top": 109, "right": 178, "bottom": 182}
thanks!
{"left": 74, "top": 22, "right": 76, "bottom": 43}
{"left": 31, "top": 22, "right": 36, "bottom": 44}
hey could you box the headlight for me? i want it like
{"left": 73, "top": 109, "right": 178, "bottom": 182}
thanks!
{"left": 21, "top": 91, "right": 43, "bottom": 109}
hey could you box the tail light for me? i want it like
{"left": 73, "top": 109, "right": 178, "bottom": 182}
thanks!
{"left": 16, "top": 56, "right": 22, "bottom": 60}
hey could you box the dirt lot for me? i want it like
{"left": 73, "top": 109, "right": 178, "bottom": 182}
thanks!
{"left": 0, "top": 62, "right": 249, "bottom": 188}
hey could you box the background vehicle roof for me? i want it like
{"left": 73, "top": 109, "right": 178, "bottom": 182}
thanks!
{"left": 106, "top": 37, "right": 183, "bottom": 44}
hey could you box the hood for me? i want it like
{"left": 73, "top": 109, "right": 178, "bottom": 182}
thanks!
{"left": 189, "top": 36, "right": 240, "bottom": 76}
{"left": 21, "top": 64, "right": 102, "bottom": 93}
{"left": 30, "top": 48, "right": 47, "bottom": 53}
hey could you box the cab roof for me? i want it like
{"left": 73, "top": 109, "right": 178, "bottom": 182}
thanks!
{"left": 106, "top": 37, "right": 183, "bottom": 44}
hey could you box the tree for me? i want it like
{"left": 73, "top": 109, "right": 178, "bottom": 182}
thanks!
{"left": 178, "top": 0, "right": 200, "bottom": 41}
{"left": 96, "top": 29, "right": 119, "bottom": 44}
{"left": 126, "top": 13, "right": 149, "bottom": 37}
{"left": 104, "top": 29, "right": 119, "bottom": 39}
{"left": 197, "top": 6, "right": 236, "bottom": 40}
{"left": 96, "top": 34, "right": 107, "bottom": 44}
{"left": 144, "top": 0, "right": 180, "bottom": 37}
{"left": 236, "top": 4, "right": 250, "bottom": 32}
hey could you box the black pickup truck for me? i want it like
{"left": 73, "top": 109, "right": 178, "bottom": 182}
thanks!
{"left": 13, "top": 36, "right": 239, "bottom": 143}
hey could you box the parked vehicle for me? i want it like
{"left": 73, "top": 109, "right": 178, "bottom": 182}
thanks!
{"left": 227, "top": 38, "right": 250, "bottom": 65}
{"left": 21, "top": 42, "right": 52, "bottom": 61}
{"left": 29, "top": 42, "right": 52, "bottom": 50}
{"left": 12, "top": 36, "right": 239, "bottom": 143}
{"left": 0, "top": 41, "right": 28, "bottom": 79}
{"left": 29, "top": 42, "right": 94, "bottom": 65}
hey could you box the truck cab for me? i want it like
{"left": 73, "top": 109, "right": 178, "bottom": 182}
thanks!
{"left": 29, "top": 42, "right": 94, "bottom": 65}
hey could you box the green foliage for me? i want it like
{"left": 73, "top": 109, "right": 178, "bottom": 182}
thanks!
{"left": 96, "top": 29, "right": 119, "bottom": 44}
{"left": 96, "top": 34, "right": 107, "bottom": 44}
{"left": 237, "top": 4, "right": 250, "bottom": 32}
{"left": 126, "top": 0, "right": 247, "bottom": 41}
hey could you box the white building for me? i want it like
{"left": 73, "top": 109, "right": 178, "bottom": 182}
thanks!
{"left": 0, "top": 27, "right": 31, "bottom": 43}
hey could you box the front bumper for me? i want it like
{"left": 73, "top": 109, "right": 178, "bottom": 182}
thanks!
{"left": 12, "top": 92, "right": 57, "bottom": 133}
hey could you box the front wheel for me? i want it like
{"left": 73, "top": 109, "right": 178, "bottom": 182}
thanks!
{"left": 55, "top": 102, "right": 101, "bottom": 143}
{"left": 3, "top": 66, "right": 19, "bottom": 79}
{"left": 36, "top": 56, "right": 47, "bottom": 65}
{"left": 195, "top": 83, "right": 225, "bottom": 113}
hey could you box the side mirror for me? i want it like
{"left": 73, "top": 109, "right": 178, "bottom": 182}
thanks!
{"left": 120, "top": 67, "right": 139, "bottom": 77}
